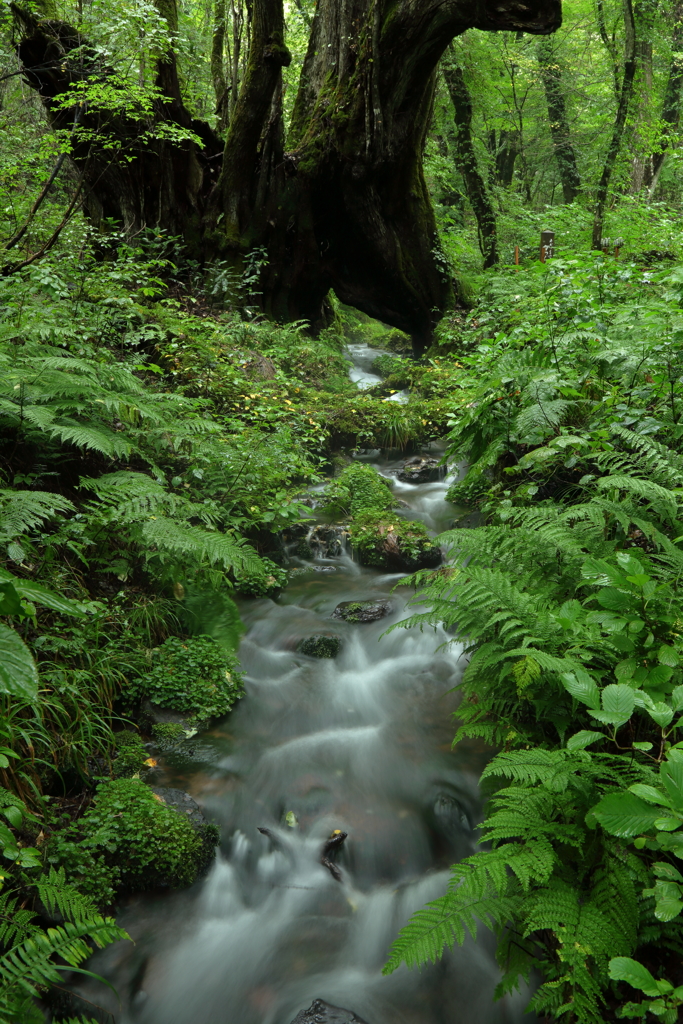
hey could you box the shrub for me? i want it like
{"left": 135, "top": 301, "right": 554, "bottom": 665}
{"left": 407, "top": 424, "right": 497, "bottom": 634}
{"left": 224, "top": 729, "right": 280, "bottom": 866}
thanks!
{"left": 133, "top": 635, "right": 243, "bottom": 723}
{"left": 50, "top": 778, "right": 212, "bottom": 906}
{"left": 235, "top": 556, "right": 288, "bottom": 597}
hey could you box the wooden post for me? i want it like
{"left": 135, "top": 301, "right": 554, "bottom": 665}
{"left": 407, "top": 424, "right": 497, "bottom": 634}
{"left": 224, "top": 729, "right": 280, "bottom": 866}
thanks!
{"left": 540, "top": 229, "right": 554, "bottom": 262}
{"left": 514, "top": 245, "right": 519, "bottom": 271}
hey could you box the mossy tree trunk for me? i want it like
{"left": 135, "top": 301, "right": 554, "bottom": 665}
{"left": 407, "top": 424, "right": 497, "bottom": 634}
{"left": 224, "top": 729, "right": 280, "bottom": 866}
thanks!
{"left": 442, "top": 47, "right": 498, "bottom": 269}
{"left": 13, "top": 0, "right": 561, "bottom": 352}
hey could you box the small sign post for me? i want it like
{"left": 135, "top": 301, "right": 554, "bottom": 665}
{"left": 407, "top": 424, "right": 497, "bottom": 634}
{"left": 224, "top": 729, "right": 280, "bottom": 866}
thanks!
{"left": 540, "top": 230, "right": 554, "bottom": 262}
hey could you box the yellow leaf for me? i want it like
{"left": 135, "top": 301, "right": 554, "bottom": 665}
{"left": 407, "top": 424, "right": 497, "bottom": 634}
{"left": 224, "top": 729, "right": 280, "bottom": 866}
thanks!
{"left": 145, "top": 758, "right": 158, "bottom": 767}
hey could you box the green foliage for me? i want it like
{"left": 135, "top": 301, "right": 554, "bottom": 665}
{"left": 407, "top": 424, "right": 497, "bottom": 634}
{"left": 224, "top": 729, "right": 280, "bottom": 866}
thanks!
{"left": 151, "top": 722, "right": 187, "bottom": 749}
{"left": 235, "top": 557, "right": 288, "bottom": 598}
{"left": 132, "top": 635, "right": 243, "bottom": 723}
{"left": 384, "top": 253, "right": 683, "bottom": 1021}
{"left": 49, "top": 778, "right": 211, "bottom": 906}
{"left": 321, "top": 463, "right": 397, "bottom": 520}
{"left": 112, "top": 730, "right": 148, "bottom": 778}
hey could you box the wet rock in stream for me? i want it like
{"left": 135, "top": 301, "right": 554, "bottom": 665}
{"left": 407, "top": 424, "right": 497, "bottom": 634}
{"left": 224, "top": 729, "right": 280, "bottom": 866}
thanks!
{"left": 332, "top": 599, "right": 392, "bottom": 623}
{"left": 297, "top": 634, "right": 343, "bottom": 658}
{"left": 397, "top": 455, "right": 442, "bottom": 483}
{"left": 308, "top": 524, "right": 349, "bottom": 558}
{"left": 290, "top": 999, "right": 369, "bottom": 1024}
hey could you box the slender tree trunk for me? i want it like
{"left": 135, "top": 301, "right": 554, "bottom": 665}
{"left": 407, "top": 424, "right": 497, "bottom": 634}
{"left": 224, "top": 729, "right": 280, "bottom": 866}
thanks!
{"left": 13, "top": 0, "right": 562, "bottom": 351}
{"left": 592, "top": 0, "right": 637, "bottom": 250}
{"left": 650, "top": 1, "right": 683, "bottom": 194}
{"left": 537, "top": 37, "right": 581, "bottom": 203}
{"left": 442, "top": 49, "right": 497, "bottom": 268}
{"left": 488, "top": 129, "right": 520, "bottom": 186}
{"left": 596, "top": 0, "right": 622, "bottom": 99}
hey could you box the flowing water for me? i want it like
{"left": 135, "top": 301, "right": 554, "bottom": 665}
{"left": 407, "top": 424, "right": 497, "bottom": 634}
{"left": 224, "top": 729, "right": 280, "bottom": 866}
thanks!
{"left": 72, "top": 345, "right": 533, "bottom": 1024}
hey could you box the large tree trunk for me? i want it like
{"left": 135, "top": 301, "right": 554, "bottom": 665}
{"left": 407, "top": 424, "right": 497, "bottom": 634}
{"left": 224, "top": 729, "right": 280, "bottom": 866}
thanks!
{"left": 13, "top": 0, "right": 561, "bottom": 353}
{"left": 12, "top": 1, "right": 224, "bottom": 241}
{"left": 537, "top": 37, "right": 581, "bottom": 203}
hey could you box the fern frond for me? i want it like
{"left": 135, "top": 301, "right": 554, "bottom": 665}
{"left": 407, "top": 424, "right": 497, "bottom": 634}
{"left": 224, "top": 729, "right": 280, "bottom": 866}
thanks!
{"left": 0, "top": 490, "right": 74, "bottom": 537}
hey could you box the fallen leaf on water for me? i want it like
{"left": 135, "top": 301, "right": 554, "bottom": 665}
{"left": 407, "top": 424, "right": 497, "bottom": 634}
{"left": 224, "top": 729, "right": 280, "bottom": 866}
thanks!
{"left": 144, "top": 758, "right": 158, "bottom": 767}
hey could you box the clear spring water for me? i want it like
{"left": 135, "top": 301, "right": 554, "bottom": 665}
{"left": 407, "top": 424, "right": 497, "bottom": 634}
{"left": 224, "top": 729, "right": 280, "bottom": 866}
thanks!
{"left": 69, "top": 347, "right": 533, "bottom": 1024}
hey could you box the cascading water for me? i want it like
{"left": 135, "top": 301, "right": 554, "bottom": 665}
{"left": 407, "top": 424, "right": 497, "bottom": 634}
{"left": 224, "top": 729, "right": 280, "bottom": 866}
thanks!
{"left": 71, "top": 344, "right": 533, "bottom": 1024}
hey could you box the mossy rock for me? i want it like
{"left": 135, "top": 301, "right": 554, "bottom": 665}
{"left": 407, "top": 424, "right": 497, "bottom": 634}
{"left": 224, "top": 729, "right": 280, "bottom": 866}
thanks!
{"left": 320, "top": 463, "right": 396, "bottom": 520}
{"left": 397, "top": 455, "right": 442, "bottom": 484}
{"left": 332, "top": 600, "right": 392, "bottom": 623}
{"left": 297, "top": 634, "right": 342, "bottom": 658}
{"left": 49, "top": 778, "right": 218, "bottom": 907}
{"left": 349, "top": 515, "right": 442, "bottom": 572}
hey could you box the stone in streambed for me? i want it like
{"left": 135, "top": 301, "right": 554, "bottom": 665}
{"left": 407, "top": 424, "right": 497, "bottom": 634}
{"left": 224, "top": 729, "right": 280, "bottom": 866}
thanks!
{"left": 289, "top": 999, "right": 370, "bottom": 1024}
{"left": 297, "top": 635, "right": 342, "bottom": 658}
{"left": 332, "top": 599, "right": 392, "bottom": 623}
{"left": 397, "top": 455, "right": 442, "bottom": 483}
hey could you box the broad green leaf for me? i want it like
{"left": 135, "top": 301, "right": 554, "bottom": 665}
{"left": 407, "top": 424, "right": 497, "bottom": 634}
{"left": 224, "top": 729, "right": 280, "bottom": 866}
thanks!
{"left": 561, "top": 670, "right": 600, "bottom": 710}
{"left": 601, "top": 683, "right": 636, "bottom": 724}
{"left": 609, "top": 957, "right": 660, "bottom": 997}
{"left": 658, "top": 645, "right": 680, "bottom": 668}
{"left": 672, "top": 685, "right": 683, "bottom": 713}
{"left": 628, "top": 785, "right": 671, "bottom": 807}
{"left": 644, "top": 665, "right": 674, "bottom": 688}
{"left": 0, "top": 582, "right": 23, "bottom": 617}
{"left": 615, "top": 659, "right": 637, "bottom": 681}
{"left": 633, "top": 741, "right": 653, "bottom": 751}
{"left": 1, "top": 806, "right": 21, "bottom": 828}
{"left": 0, "top": 624, "right": 38, "bottom": 700}
{"left": 0, "top": 569, "right": 86, "bottom": 617}
{"left": 648, "top": 702, "right": 675, "bottom": 728}
{"left": 661, "top": 761, "right": 683, "bottom": 810}
{"left": 654, "top": 817, "right": 683, "bottom": 832}
{"left": 567, "top": 730, "right": 604, "bottom": 750}
{"left": 654, "top": 861, "right": 683, "bottom": 883}
{"left": 593, "top": 792, "right": 662, "bottom": 837}
{"left": 597, "top": 588, "right": 631, "bottom": 612}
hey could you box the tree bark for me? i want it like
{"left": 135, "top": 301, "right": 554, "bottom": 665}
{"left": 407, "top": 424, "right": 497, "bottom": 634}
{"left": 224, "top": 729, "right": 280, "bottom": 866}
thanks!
{"left": 537, "top": 37, "right": 581, "bottom": 203}
{"left": 650, "top": 1, "right": 683, "bottom": 194}
{"left": 13, "top": 0, "right": 562, "bottom": 353}
{"left": 442, "top": 51, "right": 497, "bottom": 268}
{"left": 211, "top": 0, "right": 230, "bottom": 136}
{"left": 488, "top": 129, "right": 521, "bottom": 187}
{"left": 12, "top": 3, "right": 223, "bottom": 241}
{"left": 591, "top": 0, "right": 637, "bottom": 251}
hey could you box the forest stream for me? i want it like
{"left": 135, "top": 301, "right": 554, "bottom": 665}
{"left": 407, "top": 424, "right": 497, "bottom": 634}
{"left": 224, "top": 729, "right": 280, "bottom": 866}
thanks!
{"left": 69, "top": 347, "right": 532, "bottom": 1024}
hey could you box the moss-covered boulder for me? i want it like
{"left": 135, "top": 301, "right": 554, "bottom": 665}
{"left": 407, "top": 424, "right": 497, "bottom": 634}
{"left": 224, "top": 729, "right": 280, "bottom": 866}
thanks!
{"left": 50, "top": 778, "right": 218, "bottom": 907}
{"left": 349, "top": 514, "right": 441, "bottom": 572}
{"left": 297, "top": 634, "right": 342, "bottom": 658}
{"left": 332, "top": 600, "right": 392, "bottom": 623}
{"left": 320, "top": 463, "right": 396, "bottom": 520}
